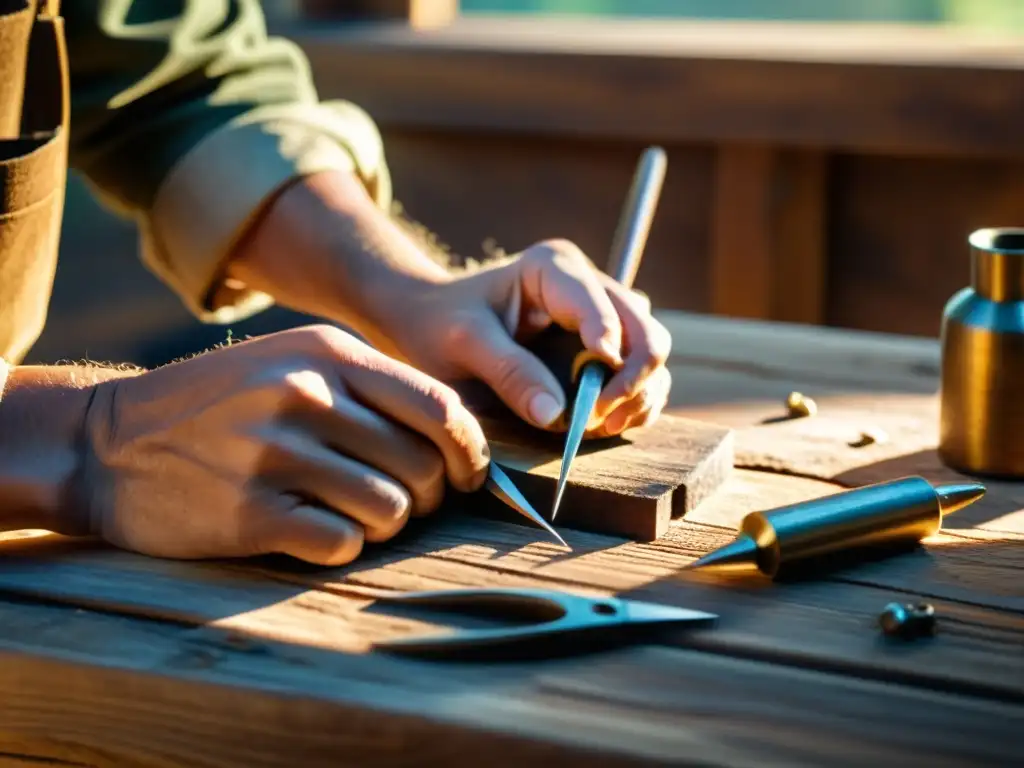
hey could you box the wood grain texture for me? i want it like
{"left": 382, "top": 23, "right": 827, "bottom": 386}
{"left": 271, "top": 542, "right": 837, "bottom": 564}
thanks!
{"left": 1, "top": 597, "right": 1021, "bottom": 768}
{"left": 472, "top": 413, "right": 734, "bottom": 540}
{"left": 0, "top": 471, "right": 1019, "bottom": 698}
{"left": 649, "top": 312, "right": 1023, "bottom": 536}
{"left": 656, "top": 310, "right": 940, "bottom": 412}
{"left": 707, "top": 393, "right": 1024, "bottom": 537}
{"left": 2, "top": 312, "right": 1023, "bottom": 766}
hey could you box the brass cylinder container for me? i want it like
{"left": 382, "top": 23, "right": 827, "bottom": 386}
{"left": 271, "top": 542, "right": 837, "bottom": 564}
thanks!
{"left": 939, "top": 228, "right": 1024, "bottom": 477}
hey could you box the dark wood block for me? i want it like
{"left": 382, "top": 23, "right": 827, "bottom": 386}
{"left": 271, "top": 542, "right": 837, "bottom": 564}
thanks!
{"left": 467, "top": 413, "right": 734, "bottom": 541}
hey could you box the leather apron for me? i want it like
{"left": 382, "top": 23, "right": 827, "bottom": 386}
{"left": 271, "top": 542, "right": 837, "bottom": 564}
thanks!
{"left": 0, "top": 0, "right": 67, "bottom": 363}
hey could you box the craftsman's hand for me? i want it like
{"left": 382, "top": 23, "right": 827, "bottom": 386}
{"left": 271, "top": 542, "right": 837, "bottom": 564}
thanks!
{"left": 369, "top": 241, "right": 674, "bottom": 437}
{"left": 77, "top": 326, "right": 489, "bottom": 566}
{"left": 226, "top": 170, "right": 671, "bottom": 436}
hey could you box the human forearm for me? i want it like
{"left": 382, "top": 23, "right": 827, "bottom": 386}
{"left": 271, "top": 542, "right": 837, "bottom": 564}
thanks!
{"left": 224, "top": 169, "right": 452, "bottom": 356}
{"left": 0, "top": 364, "right": 142, "bottom": 534}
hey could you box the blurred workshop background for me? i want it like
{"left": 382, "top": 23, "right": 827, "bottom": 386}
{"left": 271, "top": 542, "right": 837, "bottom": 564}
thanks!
{"left": 34, "top": 0, "right": 1024, "bottom": 368}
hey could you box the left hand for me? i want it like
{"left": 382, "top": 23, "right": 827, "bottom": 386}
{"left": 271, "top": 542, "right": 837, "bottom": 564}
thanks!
{"left": 366, "top": 239, "right": 673, "bottom": 437}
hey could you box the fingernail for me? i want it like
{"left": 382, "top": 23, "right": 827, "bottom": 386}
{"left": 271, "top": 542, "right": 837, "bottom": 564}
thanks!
{"left": 603, "top": 409, "right": 630, "bottom": 436}
{"left": 528, "top": 392, "right": 563, "bottom": 427}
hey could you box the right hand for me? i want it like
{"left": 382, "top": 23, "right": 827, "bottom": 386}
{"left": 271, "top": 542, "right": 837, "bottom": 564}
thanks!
{"left": 78, "top": 325, "right": 490, "bottom": 566}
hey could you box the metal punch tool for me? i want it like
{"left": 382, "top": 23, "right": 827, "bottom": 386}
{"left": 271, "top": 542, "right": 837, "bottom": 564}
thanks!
{"left": 372, "top": 586, "right": 717, "bottom": 660}
{"left": 481, "top": 146, "right": 666, "bottom": 535}
{"left": 525, "top": 147, "right": 668, "bottom": 523}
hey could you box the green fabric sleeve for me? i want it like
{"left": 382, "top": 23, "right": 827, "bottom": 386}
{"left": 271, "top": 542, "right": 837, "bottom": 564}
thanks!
{"left": 61, "top": 1, "right": 392, "bottom": 322}
{"left": 64, "top": 0, "right": 318, "bottom": 212}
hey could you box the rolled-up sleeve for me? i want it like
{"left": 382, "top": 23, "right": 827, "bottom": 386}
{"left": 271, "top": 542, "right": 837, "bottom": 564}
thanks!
{"left": 64, "top": 1, "right": 392, "bottom": 323}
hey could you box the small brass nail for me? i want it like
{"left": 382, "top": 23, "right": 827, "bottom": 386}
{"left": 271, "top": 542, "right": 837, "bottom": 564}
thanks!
{"left": 785, "top": 391, "right": 817, "bottom": 418}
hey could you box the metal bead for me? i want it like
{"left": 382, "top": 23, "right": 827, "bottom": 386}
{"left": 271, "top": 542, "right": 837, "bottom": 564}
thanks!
{"left": 878, "top": 601, "right": 937, "bottom": 639}
{"left": 785, "top": 391, "right": 817, "bottom": 418}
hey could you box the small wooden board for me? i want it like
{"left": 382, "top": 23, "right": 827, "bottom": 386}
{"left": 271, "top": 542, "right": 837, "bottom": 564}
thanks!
{"left": 459, "top": 413, "right": 734, "bottom": 541}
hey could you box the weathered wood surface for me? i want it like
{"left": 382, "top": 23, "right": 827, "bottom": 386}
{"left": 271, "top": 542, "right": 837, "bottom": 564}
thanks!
{"left": 1, "top": 311, "right": 1022, "bottom": 766}
{"left": 659, "top": 311, "right": 1023, "bottom": 537}
{"left": 476, "top": 413, "right": 734, "bottom": 540}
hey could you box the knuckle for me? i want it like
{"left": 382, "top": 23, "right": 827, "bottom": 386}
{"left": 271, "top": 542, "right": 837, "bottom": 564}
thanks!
{"left": 647, "top": 323, "right": 673, "bottom": 366}
{"left": 630, "top": 289, "right": 653, "bottom": 314}
{"left": 277, "top": 369, "right": 334, "bottom": 413}
{"left": 640, "top": 346, "right": 662, "bottom": 372}
{"left": 600, "top": 304, "right": 623, "bottom": 332}
{"left": 488, "top": 351, "right": 528, "bottom": 397}
{"left": 323, "top": 529, "right": 365, "bottom": 566}
{"left": 422, "top": 382, "right": 466, "bottom": 430}
{"left": 303, "top": 324, "right": 363, "bottom": 362}
{"left": 541, "top": 237, "right": 577, "bottom": 254}
{"left": 254, "top": 437, "right": 295, "bottom": 472}
{"left": 535, "top": 238, "right": 589, "bottom": 266}
{"left": 409, "top": 453, "right": 446, "bottom": 515}
{"left": 368, "top": 478, "right": 413, "bottom": 541}
{"left": 307, "top": 323, "right": 348, "bottom": 345}
{"left": 439, "top": 313, "right": 479, "bottom": 352}
{"left": 300, "top": 323, "right": 345, "bottom": 350}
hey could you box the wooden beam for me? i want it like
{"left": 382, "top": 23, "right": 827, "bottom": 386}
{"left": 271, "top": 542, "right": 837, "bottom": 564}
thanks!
{"left": 710, "top": 145, "right": 828, "bottom": 323}
{"left": 710, "top": 145, "right": 775, "bottom": 320}
{"left": 773, "top": 150, "right": 828, "bottom": 324}
{"left": 284, "top": 17, "right": 1024, "bottom": 158}
{"left": 298, "top": 0, "right": 457, "bottom": 28}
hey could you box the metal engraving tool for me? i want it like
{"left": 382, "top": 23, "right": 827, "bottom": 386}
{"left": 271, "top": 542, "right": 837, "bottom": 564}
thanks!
{"left": 535, "top": 146, "right": 668, "bottom": 522}
{"left": 486, "top": 462, "right": 568, "bottom": 547}
{"left": 687, "top": 475, "right": 985, "bottom": 579}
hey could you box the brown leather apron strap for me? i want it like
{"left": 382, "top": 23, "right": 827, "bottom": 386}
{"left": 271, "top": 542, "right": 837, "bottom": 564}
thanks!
{"left": 20, "top": 0, "right": 67, "bottom": 137}
{"left": 0, "top": 0, "right": 69, "bottom": 363}
{"left": 0, "top": 2, "right": 34, "bottom": 139}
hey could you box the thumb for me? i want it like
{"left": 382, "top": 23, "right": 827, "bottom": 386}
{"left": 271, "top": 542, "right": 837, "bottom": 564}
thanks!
{"left": 454, "top": 311, "right": 567, "bottom": 429}
{"left": 257, "top": 504, "right": 365, "bottom": 566}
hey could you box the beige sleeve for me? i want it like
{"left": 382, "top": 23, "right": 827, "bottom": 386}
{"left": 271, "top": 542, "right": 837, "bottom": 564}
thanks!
{"left": 137, "top": 99, "right": 393, "bottom": 324}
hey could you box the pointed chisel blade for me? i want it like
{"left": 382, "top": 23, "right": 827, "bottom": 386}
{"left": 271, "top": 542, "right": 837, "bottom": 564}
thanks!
{"left": 486, "top": 462, "right": 569, "bottom": 548}
{"left": 550, "top": 362, "right": 605, "bottom": 522}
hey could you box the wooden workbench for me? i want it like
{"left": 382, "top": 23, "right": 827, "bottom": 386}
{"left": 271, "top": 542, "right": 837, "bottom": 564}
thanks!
{"left": 1, "top": 312, "right": 1021, "bottom": 767}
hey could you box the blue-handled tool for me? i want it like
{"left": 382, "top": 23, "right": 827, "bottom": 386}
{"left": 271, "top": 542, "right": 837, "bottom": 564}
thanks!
{"left": 481, "top": 146, "right": 666, "bottom": 534}
{"left": 545, "top": 146, "right": 667, "bottom": 521}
